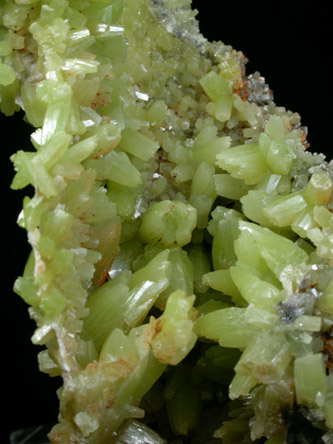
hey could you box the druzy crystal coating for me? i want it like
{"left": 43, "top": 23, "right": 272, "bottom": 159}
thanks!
{"left": 1, "top": 0, "right": 332, "bottom": 442}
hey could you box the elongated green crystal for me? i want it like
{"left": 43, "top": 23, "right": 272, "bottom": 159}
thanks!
{"left": 3, "top": 0, "right": 333, "bottom": 442}
{"left": 294, "top": 353, "right": 327, "bottom": 408}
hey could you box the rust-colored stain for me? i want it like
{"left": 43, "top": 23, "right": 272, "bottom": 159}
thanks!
{"left": 320, "top": 325, "right": 333, "bottom": 370}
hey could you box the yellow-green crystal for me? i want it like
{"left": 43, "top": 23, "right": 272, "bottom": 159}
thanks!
{"left": 3, "top": 0, "right": 333, "bottom": 443}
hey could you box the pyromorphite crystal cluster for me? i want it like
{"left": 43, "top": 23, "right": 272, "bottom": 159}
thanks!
{"left": 2, "top": 0, "right": 332, "bottom": 442}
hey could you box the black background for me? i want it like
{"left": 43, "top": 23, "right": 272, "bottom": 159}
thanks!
{"left": 2, "top": 1, "right": 331, "bottom": 442}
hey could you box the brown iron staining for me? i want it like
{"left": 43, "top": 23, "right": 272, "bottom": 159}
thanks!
{"left": 320, "top": 325, "right": 333, "bottom": 371}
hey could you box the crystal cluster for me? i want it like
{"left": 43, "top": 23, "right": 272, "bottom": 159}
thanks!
{"left": 1, "top": 0, "right": 332, "bottom": 442}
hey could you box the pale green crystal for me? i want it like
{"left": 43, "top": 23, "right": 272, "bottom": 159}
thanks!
{"left": 2, "top": 0, "right": 332, "bottom": 442}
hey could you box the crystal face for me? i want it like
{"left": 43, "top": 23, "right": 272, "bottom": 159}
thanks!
{"left": 2, "top": 0, "right": 333, "bottom": 443}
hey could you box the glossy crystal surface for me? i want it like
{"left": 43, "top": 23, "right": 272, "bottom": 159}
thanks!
{"left": 2, "top": 0, "right": 332, "bottom": 442}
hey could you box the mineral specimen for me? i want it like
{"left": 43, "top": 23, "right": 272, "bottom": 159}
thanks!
{"left": 2, "top": 0, "right": 332, "bottom": 443}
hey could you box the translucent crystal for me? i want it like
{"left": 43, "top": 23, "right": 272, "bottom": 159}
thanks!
{"left": 2, "top": 0, "right": 332, "bottom": 442}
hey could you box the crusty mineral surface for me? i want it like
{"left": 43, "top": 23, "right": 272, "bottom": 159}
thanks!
{"left": 1, "top": 0, "right": 332, "bottom": 443}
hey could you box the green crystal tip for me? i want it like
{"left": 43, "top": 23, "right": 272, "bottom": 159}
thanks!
{"left": 2, "top": 0, "right": 332, "bottom": 443}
